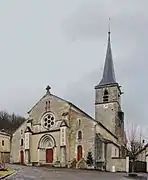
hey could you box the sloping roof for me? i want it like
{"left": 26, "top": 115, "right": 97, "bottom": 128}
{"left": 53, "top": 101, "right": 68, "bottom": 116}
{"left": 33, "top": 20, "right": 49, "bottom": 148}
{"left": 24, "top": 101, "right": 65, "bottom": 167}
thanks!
{"left": 27, "top": 91, "right": 117, "bottom": 140}
{"left": 0, "top": 130, "right": 10, "bottom": 137}
{"left": 96, "top": 133, "right": 120, "bottom": 147}
{"left": 104, "top": 139, "right": 120, "bottom": 148}
{"left": 95, "top": 31, "right": 118, "bottom": 89}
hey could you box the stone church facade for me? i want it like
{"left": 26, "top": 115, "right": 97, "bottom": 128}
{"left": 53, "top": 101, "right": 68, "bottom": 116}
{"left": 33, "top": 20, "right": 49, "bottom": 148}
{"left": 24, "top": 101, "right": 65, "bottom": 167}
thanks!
{"left": 10, "top": 31, "right": 127, "bottom": 171}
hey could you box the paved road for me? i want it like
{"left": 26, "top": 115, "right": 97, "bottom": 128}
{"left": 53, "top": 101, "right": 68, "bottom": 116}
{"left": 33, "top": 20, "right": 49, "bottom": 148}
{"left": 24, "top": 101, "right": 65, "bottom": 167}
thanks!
{"left": 4, "top": 164, "right": 136, "bottom": 180}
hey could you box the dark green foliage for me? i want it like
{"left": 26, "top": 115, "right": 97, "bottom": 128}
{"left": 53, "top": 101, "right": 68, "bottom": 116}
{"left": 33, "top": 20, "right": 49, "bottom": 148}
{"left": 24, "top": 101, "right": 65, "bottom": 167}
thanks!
{"left": 0, "top": 111, "right": 26, "bottom": 134}
{"left": 86, "top": 151, "right": 93, "bottom": 166}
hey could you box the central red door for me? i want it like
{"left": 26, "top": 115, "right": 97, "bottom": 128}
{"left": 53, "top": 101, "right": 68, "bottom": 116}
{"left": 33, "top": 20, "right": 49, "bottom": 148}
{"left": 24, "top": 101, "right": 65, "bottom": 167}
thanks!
{"left": 46, "top": 149, "right": 53, "bottom": 163}
{"left": 77, "top": 145, "right": 82, "bottom": 161}
{"left": 20, "top": 150, "right": 24, "bottom": 165}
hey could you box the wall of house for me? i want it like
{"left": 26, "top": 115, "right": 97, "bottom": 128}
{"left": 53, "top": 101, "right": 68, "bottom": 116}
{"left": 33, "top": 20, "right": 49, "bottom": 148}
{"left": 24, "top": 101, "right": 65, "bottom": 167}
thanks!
{"left": 0, "top": 133, "right": 10, "bottom": 163}
{"left": 95, "top": 123, "right": 119, "bottom": 145}
{"left": 10, "top": 121, "right": 27, "bottom": 163}
{"left": 106, "top": 143, "right": 126, "bottom": 172}
{"left": 0, "top": 152, "right": 10, "bottom": 163}
{"left": 109, "top": 158, "right": 126, "bottom": 172}
{"left": 68, "top": 106, "right": 123, "bottom": 165}
{"left": 136, "top": 149, "right": 146, "bottom": 162}
{"left": 0, "top": 133, "right": 10, "bottom": 153}
{"left": 68, "top": 107, "right": 96, "bottom": 162}
{"left": 30, "top": 131, "right": 60, "bottom": 163}
{"left": 28, "top": 94, "right": 70, "bottom": 126}
{"left": 10, "top": 89, "right": 126, "bottom": 170}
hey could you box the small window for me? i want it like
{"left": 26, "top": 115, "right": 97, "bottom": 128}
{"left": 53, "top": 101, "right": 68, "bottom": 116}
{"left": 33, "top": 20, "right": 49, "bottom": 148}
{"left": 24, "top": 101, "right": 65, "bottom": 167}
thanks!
{"left": 21, "top": 139, "right": 23, "bottom": 146}
{"left": 78, "top": 131, "right": 82, "bottom": 140}
{"left": 78, "top": 119, "right": 81, "bottom": 126}
{"left": 21, "top": 130, "right": 23, "bottom": 134}
{"left": 2, "top": 140, "right": 4, "bottom": 146}
{"left": 115, "top": 149, "right": 117, "bottom": 156}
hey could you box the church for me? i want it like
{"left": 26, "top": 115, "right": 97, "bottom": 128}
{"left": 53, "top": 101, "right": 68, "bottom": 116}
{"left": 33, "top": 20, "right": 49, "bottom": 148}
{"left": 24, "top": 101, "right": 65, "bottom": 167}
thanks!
{"left": 10, "top": 31, "right": 127, "bottom": 171}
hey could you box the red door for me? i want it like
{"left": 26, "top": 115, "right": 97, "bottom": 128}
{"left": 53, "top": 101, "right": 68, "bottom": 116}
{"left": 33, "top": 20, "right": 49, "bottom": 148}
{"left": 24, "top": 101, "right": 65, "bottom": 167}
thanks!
{"left": 77, "top": 145, "right": 82, "bottom": 161}
{"left": 20, "top": 150, "right": 24, "bottom": 164}
{"left": 46, "top": 149, "right": 53, "bottom": 163}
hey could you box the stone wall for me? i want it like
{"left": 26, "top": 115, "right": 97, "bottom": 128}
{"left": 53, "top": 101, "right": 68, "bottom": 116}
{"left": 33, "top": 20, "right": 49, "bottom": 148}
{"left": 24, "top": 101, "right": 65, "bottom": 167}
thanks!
{"left": 29, "top": 94, "right": 70, "bottom": 125}
{"left": 95, "top": 85, "right": 121, "bottom": 136}
{"left": 136, "top": 148, "right": 147, "bottom": 162}
{"left": 0, "top": 133, "right": 10, "bottom": 153}
{"left": 68, "top": 106, "right": 95, "bottom": 161}
{"left": 107, "top": 157, "right": 126, "bottom": 172}
{"left": 10, "top": 121, "right": 27, "bottom": 163}
{"left": 31, "top": 131, "right": 60, "bottom": 163}
{"left": 0, "top": 152, "right": 10, "bottom": 163}
{"left": 106, "top": 143, "right": 126, "bottom": 172}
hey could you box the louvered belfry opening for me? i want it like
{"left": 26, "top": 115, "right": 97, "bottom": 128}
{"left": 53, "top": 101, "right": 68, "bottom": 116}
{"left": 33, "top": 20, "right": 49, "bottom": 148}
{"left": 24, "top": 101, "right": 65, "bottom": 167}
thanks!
{"left": 103, "top": 89, "right": 109, "bottom": 102}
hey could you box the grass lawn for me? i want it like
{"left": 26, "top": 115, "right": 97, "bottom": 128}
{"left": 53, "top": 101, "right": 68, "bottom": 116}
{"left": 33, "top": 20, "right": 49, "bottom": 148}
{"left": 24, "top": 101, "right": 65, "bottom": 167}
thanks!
{"left": 0, "top": 169, "right": 14, "bottom": 177}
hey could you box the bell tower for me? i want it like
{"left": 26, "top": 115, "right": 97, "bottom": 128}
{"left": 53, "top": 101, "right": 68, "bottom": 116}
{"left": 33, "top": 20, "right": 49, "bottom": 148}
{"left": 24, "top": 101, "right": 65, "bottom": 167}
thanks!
{"left": 95, "top": 30, "right": 124, "bottom": 141}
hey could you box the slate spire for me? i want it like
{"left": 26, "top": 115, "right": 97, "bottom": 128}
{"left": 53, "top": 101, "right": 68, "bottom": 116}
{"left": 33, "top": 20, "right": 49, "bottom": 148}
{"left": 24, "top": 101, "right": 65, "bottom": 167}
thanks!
{"left": 95, "top": 30, "right": 117, "bottom": 88}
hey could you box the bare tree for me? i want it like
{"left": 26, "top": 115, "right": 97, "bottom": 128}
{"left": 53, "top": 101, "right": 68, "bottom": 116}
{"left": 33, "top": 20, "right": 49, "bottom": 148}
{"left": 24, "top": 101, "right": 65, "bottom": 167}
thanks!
{"left": 127, "top": 124, "right": 145, "bottom": 172}
{"left": 0, "top": 110, "right": 26, "bottom": 134}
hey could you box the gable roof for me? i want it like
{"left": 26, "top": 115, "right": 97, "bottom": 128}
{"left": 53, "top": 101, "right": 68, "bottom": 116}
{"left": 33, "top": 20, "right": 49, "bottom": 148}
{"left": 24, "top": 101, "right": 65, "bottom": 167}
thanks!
{"left": 27, "top": 92, "right": 118, "bottom": 140}
{"left": 0, "top": 130, "right": 10, "bottom": 137}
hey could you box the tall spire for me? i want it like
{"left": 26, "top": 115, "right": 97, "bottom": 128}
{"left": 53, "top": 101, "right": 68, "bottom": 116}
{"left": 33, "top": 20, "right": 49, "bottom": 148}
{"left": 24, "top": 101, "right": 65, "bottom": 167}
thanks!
{"left": 95, "top": 24, "right": 117, "bottom": 88}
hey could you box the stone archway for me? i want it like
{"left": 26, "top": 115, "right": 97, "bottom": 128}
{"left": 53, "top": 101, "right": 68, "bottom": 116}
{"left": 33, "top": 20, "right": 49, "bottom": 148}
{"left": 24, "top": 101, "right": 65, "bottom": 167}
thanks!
{"left": 38, "top": 134, "right": 56, "bottom": 164}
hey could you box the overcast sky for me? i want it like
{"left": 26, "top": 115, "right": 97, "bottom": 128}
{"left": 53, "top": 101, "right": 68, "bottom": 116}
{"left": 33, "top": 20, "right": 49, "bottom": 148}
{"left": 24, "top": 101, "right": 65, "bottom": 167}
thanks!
{"left": 0, "top": 1, "right": 147, "bottom": 138}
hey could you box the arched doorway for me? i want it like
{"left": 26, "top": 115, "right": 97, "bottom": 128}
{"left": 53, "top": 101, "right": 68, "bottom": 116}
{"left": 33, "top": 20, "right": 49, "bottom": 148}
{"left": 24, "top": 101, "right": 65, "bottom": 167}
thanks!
{"left": 77, "top": 145, "right": 83, "bottom": 161}
{"left": 20, "top": 150, "right": 24, "bottom": 164}
{"left": 38, "top": 134, "right": 56, "bottom": 164}
{"left": 46, "top": 149, "right": 53, "bottom": 163}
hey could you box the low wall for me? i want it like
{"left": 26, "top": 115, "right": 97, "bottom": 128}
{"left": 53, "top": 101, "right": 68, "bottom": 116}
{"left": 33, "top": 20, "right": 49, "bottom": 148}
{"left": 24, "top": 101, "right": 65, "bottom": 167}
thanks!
{"left": 0, "top": 152, "right": 10, "bottom": 163}
{"left": 107, "top": 157, "right": 126, "bottom": 172}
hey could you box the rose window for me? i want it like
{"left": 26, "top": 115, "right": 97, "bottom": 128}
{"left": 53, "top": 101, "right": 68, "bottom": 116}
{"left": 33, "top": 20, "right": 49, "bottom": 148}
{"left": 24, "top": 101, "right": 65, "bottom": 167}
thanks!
{"left": 43, "top": 113, "right": 55, "bottom": 129}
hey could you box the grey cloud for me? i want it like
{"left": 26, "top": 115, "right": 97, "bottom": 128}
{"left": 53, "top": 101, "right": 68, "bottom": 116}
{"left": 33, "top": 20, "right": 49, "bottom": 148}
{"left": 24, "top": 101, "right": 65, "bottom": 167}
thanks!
{"left": 63, "top": 0, "right": 148, "bottom": 138}
{"left": 0, "top": 0, "right": 147, "bottom": 139}
{"left": 63, "top": 1, "right": 147, "bottom": 41}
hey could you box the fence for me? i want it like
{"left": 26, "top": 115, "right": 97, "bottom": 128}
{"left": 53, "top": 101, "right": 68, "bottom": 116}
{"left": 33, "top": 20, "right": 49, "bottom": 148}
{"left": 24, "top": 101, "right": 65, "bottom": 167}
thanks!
{"left": 129, "top": 160, "right": 146, "bottom": 173}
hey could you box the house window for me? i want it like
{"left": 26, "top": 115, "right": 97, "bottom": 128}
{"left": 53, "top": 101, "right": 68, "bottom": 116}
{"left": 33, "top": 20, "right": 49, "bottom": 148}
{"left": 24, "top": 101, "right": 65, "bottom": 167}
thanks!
{"left": 2, "top": 140, "right": 4, "bottom": 146}
{"left": 78, "top": 131, "right": 82, "bottom": 140}
{"left": 21, "top": 139, "right": 23, "bottom": 146}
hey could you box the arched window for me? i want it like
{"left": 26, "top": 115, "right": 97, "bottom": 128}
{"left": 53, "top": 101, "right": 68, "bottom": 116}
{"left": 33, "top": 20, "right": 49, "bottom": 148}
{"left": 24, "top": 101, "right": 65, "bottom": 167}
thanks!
{"left": 115, "top": 148, "right": 117, "bottom": 157}
{"left": 103, "top": 89, "right": 109, "bottom": 102}
{"left": 78, "top": 131, "right": 82, "bottom": 140}
{"left": 20, "top": 139, "right": 23, "bottom": 146}
{"left": 104, "top": 89, "right": 108, "bottom": 95}
{"left": 78, "top": 119, "right": 81, "bottom": 126}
